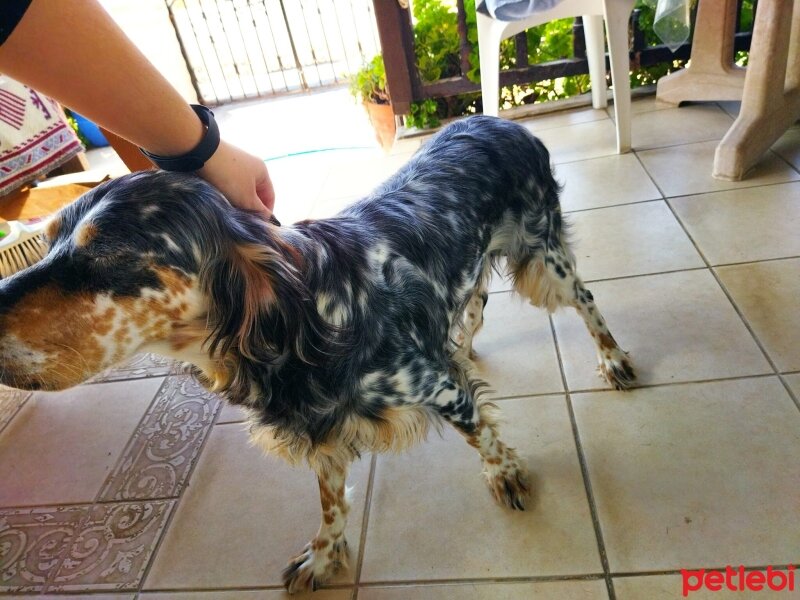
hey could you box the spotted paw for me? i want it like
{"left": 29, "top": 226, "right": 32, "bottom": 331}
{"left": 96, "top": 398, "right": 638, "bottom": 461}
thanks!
{"left": 598, "top": 352, "right": 636, "bottom": 390}
{"left": 484, "top": 462, "right": 529, "bottom": 511}
{"left": 282, "top": 538, "right": 349, "bottom": 594}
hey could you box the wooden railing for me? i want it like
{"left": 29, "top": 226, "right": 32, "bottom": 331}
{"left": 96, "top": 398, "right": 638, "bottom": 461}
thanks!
{"left": 372, "top": 0, "right": 755, "bottom": 115}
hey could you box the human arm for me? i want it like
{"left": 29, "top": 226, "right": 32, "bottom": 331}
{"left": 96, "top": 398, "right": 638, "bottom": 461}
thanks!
{"left": 0, "top": 0, "right": 274, "bottom": 215}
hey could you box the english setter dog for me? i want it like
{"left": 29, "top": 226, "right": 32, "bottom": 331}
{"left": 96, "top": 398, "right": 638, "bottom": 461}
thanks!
{"left": 0, "top": 116, "right": 634, "bottom": 592}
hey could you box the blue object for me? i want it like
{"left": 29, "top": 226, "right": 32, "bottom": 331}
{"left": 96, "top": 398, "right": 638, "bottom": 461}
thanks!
{"left": 71, "top": 112, "right": 109, "bottom": 148}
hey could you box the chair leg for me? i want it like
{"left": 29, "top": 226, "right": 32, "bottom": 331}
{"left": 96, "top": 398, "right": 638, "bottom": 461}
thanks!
{"left": 603, "top": 0, "right": 634, "bottom": 153}
{"left": 477, "top": 12, "right": 503, "bottom": 117}
{"left": 583, "top": 14, "right": 608, "bottom": 109}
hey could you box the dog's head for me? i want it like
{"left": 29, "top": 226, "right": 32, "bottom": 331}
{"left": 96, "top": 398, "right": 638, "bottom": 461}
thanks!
{"left": 0, "top": 171, "right": 321, "bottom": 395}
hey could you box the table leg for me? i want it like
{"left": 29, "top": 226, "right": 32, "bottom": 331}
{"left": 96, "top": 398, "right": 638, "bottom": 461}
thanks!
{"left": 656, "top": 0, "right": 746, "bottom": 104}
{"left": 713, "top": 0, "right": 800, "bottom": 180}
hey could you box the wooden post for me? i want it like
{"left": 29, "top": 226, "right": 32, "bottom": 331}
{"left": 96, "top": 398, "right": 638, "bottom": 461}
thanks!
{"left": 371, "top": 0, "right": 420, "bottom": 115}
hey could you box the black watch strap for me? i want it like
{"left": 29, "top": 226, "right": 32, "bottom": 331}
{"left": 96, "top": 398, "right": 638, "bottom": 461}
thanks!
{"left": 140, "top": 104, "right": 220, "bottom": 172}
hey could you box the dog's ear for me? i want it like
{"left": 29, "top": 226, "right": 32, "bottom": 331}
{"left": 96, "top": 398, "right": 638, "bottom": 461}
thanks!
{"left": 201, "top": 234, "right": 333, "bottom": 370}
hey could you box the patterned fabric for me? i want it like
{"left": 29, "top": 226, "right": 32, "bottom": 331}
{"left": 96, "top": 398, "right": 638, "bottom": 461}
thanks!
{"left": 0, "top": 76, "right": 83, "bottom": 196}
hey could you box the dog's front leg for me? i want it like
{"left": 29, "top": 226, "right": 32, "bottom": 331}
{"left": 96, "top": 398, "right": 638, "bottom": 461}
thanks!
{"left": 283, "top": 456, "right": 351, "bottom": 593}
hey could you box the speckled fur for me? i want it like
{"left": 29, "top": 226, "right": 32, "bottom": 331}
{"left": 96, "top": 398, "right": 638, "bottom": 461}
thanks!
{"left": 0, "top": 116, "right": 634, "bottom": 593}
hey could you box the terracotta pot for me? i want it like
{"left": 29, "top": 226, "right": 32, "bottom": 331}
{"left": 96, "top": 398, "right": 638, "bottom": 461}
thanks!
{"left": 364, "top": 101, "right": 396, "bottom": 150}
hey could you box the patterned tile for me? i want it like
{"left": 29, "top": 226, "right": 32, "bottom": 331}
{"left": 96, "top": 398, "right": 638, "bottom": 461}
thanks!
{"left": 89, "top": 353, "right": 177, "bottom": 384}
{"left": 0, "top": 389, "right": 30, "bottom": 435}
{"left": 48, "top": 501, "right": 174, "bottom": 592}
{"left": 98, "top": 377, "right": 223, "bottom": 502}
{"left": 0, "top": 506, "right": 82, "bottom": 593}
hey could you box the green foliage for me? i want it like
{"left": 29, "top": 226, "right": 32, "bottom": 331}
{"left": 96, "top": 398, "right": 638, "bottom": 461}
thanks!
{"left": 407, "top": 98, "right": 441, "bottom": 129}
{"left": 64, "top": 109, "right": 90, "bottom": 149}
{"left": 349, "top": 55, "right": 389, "bottom": 104}
{"left": 391, "top": 0, "right": 751, "bottom": 128}
{"left": 413, "top": 0, "right": 461, "bottom": 81}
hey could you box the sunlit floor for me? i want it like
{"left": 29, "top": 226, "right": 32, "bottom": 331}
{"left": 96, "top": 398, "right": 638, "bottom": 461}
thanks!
{"left": 1, "top": 93, "right": 799, "bottom": 599}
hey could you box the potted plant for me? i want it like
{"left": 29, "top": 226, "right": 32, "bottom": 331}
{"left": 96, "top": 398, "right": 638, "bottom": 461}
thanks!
{"left": 350, "top": 55, "right": 396, "bottom": 149}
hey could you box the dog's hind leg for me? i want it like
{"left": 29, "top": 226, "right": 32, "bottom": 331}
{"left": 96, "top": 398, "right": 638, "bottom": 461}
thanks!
{"left": 283, "top": 456, "right": 351, "bottom": 593}
{"left": 510, "top": 242, "right": 635, "bottom": 390}
{"left": 432, "top": 374, "right": 528, "bottom": 510}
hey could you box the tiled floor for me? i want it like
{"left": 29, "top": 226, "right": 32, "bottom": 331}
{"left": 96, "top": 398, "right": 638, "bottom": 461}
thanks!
{"left": 2, "top": 94, "right": 799, "bottom": 599}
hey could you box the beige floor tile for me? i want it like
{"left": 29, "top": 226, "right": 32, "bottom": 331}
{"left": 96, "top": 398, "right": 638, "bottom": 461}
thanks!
{"left": 142, "top": 590, "right": 351, "bottom": 600}
{"left": 629, "top": 104, "right": 734, "bottom": 151}
{"left": 669, "top": 182, "right": 800, "bottom": 265}
{"left": 360, "top": 580, "right": 609, "bottom": 600}
{"left": 144, "top": 424, "right": 371, "bottom": 590}
{"left": 608, "top": 93, "right": 676, "bottom": 117}
{"left": 472, "top": 292, "right": 563, "bottom": 397}
{"left": 317, "top": 153, "right": 414, "bottom": 203}
{"left": 269, "top": 153, "right": 335, "bottom": 225}
{"left": 784, "top": 373, "right": 800, "bottom": 397}
{"left": 556, "top": 154, "right": 661, "bottom": 212}
{"left": 527, "top": 119, "right": 619, "bottom": 164}
{"left": 615, "top": 571, "right": 796, "bottom": 599}
{"left": 574, "top": 378, "right": 800, "bottom": 572}
{"left": 360, "top": 396, "right": 602, "bottom": 581}
{"left": 551, "top": 270, "right": 771, "bottom": 390}
{"left": 0, "top": 388, "right": 30, "bottom": 434}
{"left": 568, "top": 201, "right": 704, "bottom": 281}
{"left": 521, "top": 107, "right": 609, "bottom": 131}
{"left": 717, "top": 259, "right": 800, "bottom": 372}
{"left": 771, "top": 126, "right": 800, "bottom": 171}
{"left": 637, "top": 141, "right": 799, "bottom": 198}
{"left": 216, "top": 402, "right": 250, "bottom": 424}
{"left": 716, "top": 100, "right": 741, "bottom": 118}
{"left": 0, "top": 378, "right": 164, "bottom": 507}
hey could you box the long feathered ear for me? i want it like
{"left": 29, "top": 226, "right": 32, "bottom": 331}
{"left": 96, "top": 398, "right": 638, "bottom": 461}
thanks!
{"left": 201, "top": 230, "right": 333, "bottom": 370}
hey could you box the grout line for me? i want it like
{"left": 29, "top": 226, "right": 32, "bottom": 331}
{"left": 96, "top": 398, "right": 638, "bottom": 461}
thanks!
{"left": 768, "top": 145, "right": 800, "bottom": 177}
{"left": 0, "top": 390, "right": 32, "bottom": 437}
{"left": 711, "top": 255, "right": 800, "bottom": 270}
{"left": 355, "top": 573, "right": 607, "bottom": 588}
{"left": 611, "top": 563, "right": 800, "bottom": 578}
{"left": 548, "top": 315, "right": 616, "bottom": 600}
{"left": 352, "top": 453, "right": 379, "bottom": 598}
{"left": 656, "top": 188, "right": 797, "bottom": 416}
{"left": 561, "top": 197, "right": 663, "bottom": 215}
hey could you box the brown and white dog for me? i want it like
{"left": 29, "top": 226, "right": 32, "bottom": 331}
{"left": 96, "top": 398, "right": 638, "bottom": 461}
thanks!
{"left": 0, "top": 116, "right": 634, "bottom": 592}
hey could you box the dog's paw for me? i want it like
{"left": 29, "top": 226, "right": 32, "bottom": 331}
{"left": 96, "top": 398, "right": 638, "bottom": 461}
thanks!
{"left": 282, "top": 538, "right": 349, "bottom": 594}
{"left": 598, "top": 351, "right": 636, "bottom": 390}
{"left": 483, "top": 452, "right": 529, "bottom": 511}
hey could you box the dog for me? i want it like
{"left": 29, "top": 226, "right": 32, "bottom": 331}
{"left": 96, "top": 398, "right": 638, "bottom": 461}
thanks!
{"left": 0, "top": 115, "right": 634, "bottom": 592}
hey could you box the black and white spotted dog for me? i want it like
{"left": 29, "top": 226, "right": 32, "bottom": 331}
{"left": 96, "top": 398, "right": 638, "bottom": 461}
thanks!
{"left": 0, "top": 116, "right": 634, "bottom": 592}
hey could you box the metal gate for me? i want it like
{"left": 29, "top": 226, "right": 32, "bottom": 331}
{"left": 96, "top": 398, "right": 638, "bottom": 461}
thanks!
{"left": 165, "top": 0, "right": 382, "bottom": 105}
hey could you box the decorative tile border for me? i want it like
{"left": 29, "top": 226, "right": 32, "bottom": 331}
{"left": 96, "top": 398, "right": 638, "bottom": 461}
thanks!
{"left": 48, "top": 501, "right": 175, "bottom": 593}
{"left": 0, "top": 389, "right": 30, "bottom": 435}
{"left": 89, "top": 354, "right": 177, "bottom": 384}
{"left": 97, "top": 376, "right": 223, "bottom": 502}
{"left": 0, "top": 505, "right": 83, "bottom": 593}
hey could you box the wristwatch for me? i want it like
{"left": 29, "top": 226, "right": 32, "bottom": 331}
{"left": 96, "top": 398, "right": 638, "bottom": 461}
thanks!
{"left": 140, "top": 104, "right": 220, "bottom": 172}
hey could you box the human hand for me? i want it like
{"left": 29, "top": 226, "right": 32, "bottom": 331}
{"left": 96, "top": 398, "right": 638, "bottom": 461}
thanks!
{"left": 198, "top": 140, "right": 275, "bottom": 217}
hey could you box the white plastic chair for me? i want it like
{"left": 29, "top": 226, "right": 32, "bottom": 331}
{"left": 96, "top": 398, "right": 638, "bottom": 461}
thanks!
{"left": 477, "top": 0, "right": 636, "bottom": 153}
